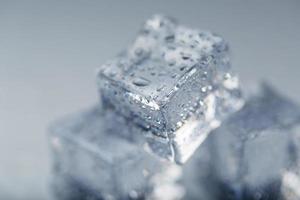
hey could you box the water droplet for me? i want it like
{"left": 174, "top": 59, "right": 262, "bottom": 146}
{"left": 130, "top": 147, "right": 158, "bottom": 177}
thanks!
{"left": 155, "top": 119, "right": 161, "bottom": 125}
{"left": 168, "top": 60, "right": 176, "bottom": 66}
{"left": 158, "top": 71, "right": 167, "bottom": 76}
{"left": 224, "top": 73, "right": 231, "bottom": 80}
{"left": 199, "top": 100, "right": 204, "bottom": 106}
{"left": 176, "top": 121, "right": 183, "bottom": 128}
{"left": 171, "top": 73, "right": 177, "bottom": 78}
{"left": 156, "top": 85, "right": 165, "bottom": 92}
{"left": 182, "top": 55, "right": 190, "bottom": 60}
{"left": 174, "top": 83, "right": 181, "bottom": 91}
{"left": 134, "top": 48, "right": 143, "bottom": 56}
{"left": 201, "top": 71, "right": 208, "bottom": 80}
{"left": 201, "top": 86, "right": 207, "bottom": 93}
{"left": 150, "top": 71, "right": 156, "bottom": 76}
{"left": 132, "top": 77, "right": 150, "bottom": 87}
{"left": 165, "top": 34, "right": 175, "bottom": 42}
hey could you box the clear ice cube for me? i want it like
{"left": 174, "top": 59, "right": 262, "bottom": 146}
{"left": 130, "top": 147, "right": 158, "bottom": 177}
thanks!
{"left": 49, "top": 106, "right": 184, "bottom": 200}
{"left": 210, "top": 83, "right": 300, "bottom": 199}
{"left": 97, "top": 14, "right": 243, "bottom": 136}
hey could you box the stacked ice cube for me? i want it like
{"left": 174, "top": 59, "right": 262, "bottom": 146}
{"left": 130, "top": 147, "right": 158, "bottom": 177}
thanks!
{"left": 210, "top": 84, "right": 300, "bottom": 199}
{"left": 49, "top": 14, "right": 244, "bottom": 200}
{"left": 49, "top": 14, "right": 300, "bottom": 200}
{"left": 97, "top": 14, "right": 243, "bottom": 164}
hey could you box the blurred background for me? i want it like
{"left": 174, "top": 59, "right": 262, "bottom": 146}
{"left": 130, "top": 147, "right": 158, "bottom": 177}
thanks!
{"left": 0, "top": 0, "right": 299, "bottom": 199}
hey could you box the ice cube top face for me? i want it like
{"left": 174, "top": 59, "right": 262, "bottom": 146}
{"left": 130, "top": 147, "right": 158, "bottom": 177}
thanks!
{"left": 211, "top": 84, "right": 300, "bottom": 197}
{"left": 98, "top": 14, "right": 233, "bottom": 133}
{"left": 49, "top": 106, "right": 182, "bottom": 200}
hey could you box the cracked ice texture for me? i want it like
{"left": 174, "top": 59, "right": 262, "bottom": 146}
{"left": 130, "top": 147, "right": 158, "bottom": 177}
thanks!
{"left": 97, "top": 14, "right": 243, "bottom": 137}
{"left": 48, "top": 106, "right": 184, "bottom": 200}
{"left": 210, "top": 83, "right": 300, "bottom": 199}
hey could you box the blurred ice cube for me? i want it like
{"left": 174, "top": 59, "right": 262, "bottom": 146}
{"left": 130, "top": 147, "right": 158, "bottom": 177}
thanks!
{"left": 49, "top": 105, "right": 225, "bottom": 200}
{"left": 97, "top": 14, "right": 243, "bottom": 138}
{"left": 281, "top": 124, "right": 300, "bottom": 200}
{"left": 211, "top": 83, "right": 300, "bottom": 199}
{"left": 48, "top": 106, "right": 184, "bottom": 200}
{"left": 181, "top": 136, "right": 221, "bottom": 200}
{"left": 51, "top": 172, "right": 103, "bottom": 200}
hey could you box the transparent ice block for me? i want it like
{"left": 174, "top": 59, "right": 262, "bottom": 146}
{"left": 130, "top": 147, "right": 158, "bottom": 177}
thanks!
{"left": 97, "top": 14, "right": 243, "bottom": 136}
{"left": 49, "top": 106, "right": 184, "bottom": 200}
{"left": 211, "top": 83, "right": 300, "bottom": 199}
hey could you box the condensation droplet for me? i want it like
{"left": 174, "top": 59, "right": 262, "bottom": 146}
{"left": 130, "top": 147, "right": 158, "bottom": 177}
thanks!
{"left": 132, "top": 77, "right": 150, "bottom": 87}
{"left": 176, "top": 121, "right": 183, "bottom": 128}
{"left": 171, "top": 73, "right": 177, "bottom": 79}
{"left": 165, "top": 34, "right": 175, "bottom": 42}
{"left": 156, "top": 85, "right": 165, "bottom": 92}
{"left": 134, "top": 48, "right": 144, "bottom": 56}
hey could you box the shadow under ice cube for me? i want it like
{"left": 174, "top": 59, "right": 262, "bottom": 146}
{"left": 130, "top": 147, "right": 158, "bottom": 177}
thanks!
{"left": 49, "top": 106, "right": 184, "bottom": 200}
{"left": 211, "top": 83, "right": 300, "bottom": 199}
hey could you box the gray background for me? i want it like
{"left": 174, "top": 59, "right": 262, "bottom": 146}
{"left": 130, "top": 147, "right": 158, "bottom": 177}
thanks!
{"left": 0, "top": 0, "right": 299, "bottom": 199}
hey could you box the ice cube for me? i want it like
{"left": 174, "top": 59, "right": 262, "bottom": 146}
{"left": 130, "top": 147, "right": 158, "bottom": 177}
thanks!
{"left": 210, "top": 83, "right": 300, "bottom": 199}
{"left": 181, "top": 136, "right": 221, "bottom": 200}
{"left": 144, "top": 96, "right": 219, "bottom": 164}
{"left": 49, "top": 106, "right": 184, "bottom": 200}
{"left": 141, "top": 89, "right": 242, "bottom": 164}
{"left": 97, "top": 14, "right": 243, "bottom": 136}
{"left": 51, "top": 172, "right": 103, "bottom": 200}
{"left": 280, "top": 124, "right": 300, "bottom": 200}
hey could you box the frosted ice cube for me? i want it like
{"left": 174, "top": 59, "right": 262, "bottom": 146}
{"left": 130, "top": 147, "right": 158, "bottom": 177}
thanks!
{"left": 211, "top": 83, "right": 300, "bottom": 199}
{"left": 49, "top": 106, "right": 184, "bottom": 200}
{"left": 97, "top": 14, "right": 243, "bottom": 135}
